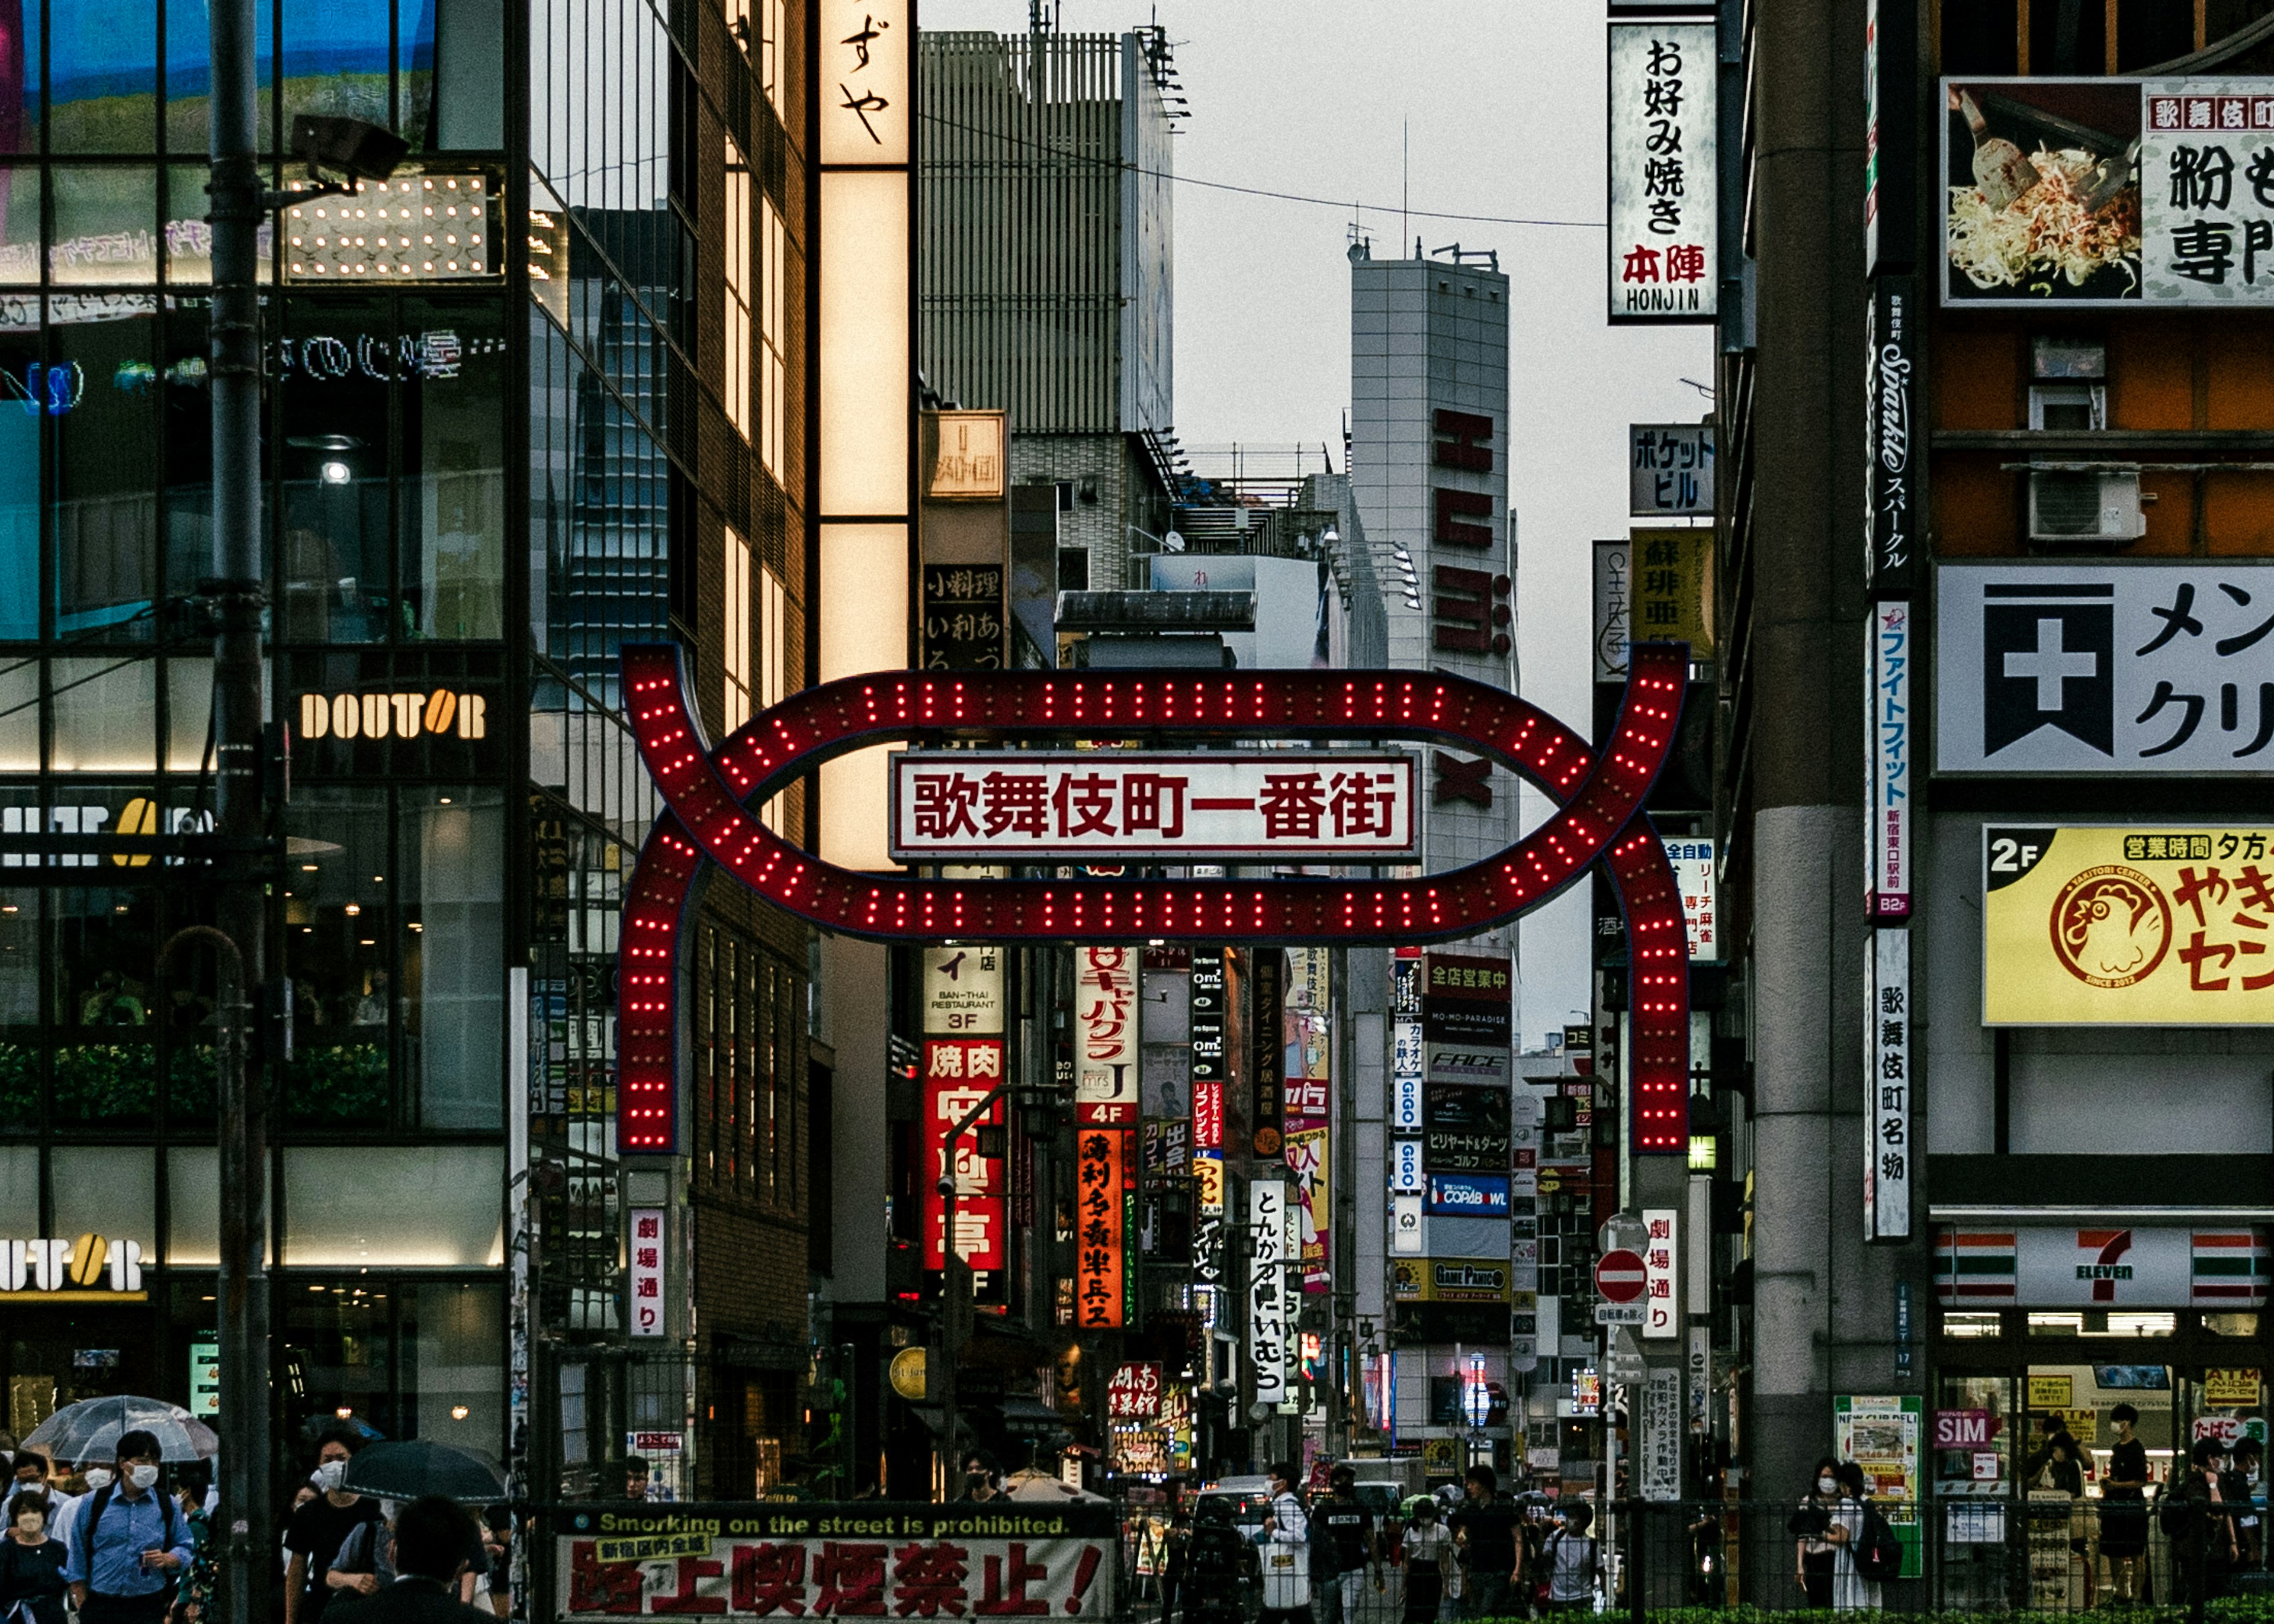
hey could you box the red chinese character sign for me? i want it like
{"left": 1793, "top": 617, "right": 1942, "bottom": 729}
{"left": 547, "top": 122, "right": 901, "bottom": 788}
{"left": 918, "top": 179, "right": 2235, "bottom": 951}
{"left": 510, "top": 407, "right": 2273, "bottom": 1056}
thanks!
{"left": 561, "top": 1498, "right": 1117, "bottom": 1617}
{"left": 1105, "top": 1361, "right": 1164, "bottom": 1420}
{"left": 921, "top": 1041, "right": 1005, "bottom": 1271}
{"left": 614, "top": 644, "right": 1692, "bottom": 1157}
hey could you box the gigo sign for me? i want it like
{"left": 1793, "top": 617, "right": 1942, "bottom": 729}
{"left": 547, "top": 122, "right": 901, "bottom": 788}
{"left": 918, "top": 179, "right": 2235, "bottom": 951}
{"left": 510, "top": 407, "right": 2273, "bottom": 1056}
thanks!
{"left": 1, "top": 1233, "right": 144, "bottom": 1294}
{"left": 296, "top": 689, "right": 489, "bottom": 742}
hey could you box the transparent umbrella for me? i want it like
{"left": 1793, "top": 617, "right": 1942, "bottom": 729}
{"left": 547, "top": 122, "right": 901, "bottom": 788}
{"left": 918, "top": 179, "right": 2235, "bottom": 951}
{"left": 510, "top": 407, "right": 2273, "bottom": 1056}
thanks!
{"left": 23, "top": 1397, "right": 219, "bottom": 1464}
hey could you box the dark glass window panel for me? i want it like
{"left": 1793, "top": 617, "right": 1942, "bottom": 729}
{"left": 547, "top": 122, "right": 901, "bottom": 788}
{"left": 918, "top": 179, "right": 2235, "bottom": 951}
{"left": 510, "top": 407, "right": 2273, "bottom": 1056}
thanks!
{"left": 9, "top": 0, "right": 38, "bottom": 155}
{"left": 400, "top": 0, "right": 434, "bottom": 146}
{"left": 400, "top": 784, "right": 500, "bottom": 1130}
{"left": 282, "top": 785, "right": 393, "bottom": 1126}
{"left": 52, "top": 882, "right": 160, "bottom": 1127}
{"left": 279, "top": 0, "right": 391, "bottom": 136}
{"left": 0, "top": 167, "right": 38, "bottom": 282}
{"left": 282, "top": 1282, "right": 400, "bottom": 1440}
{"left": 50, "top": 166, "right": 159, "bottom": 285}
{"left": 400, "top": 295, "right": 503, "bottom": 639}
{"left": 0, "top": 317, "right": 39, "bottom": 639}
{"left": 277, "top": 297, "right": 390, "bottom": 644}
{"left": 161, "top": 163, "right": 214, "bottom": 282}
{"left": 427, "top": 0, "right": 502, "bottom": 151}
{"left": 53, "top": 313, "right": 159, "bottom": 641}
{"left": 161, "top": 301, "right": 211, "bottom": 638}
{"left": 47, "top": 0, "right": 158, "bottom": 152}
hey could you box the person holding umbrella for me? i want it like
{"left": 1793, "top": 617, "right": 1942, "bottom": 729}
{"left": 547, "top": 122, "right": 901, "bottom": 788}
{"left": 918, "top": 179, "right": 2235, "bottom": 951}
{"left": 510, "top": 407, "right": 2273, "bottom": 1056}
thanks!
{"left": 286, "top": 1432, "right": 383, "bottom": 1624}
{"left": 61, "top": 1431, "right": 191, "bottom": 1624}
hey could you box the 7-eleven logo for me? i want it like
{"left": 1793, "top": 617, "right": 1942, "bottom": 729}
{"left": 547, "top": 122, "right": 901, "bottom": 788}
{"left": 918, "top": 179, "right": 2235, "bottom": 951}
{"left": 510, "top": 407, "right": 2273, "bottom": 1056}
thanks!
{"left": 2076, "top": 1230, "right": 2135, "bottom": 1302}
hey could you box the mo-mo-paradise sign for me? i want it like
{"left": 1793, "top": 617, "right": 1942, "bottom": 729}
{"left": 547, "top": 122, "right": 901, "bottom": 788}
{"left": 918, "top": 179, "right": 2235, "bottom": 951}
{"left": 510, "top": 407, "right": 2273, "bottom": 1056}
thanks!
{"left": 558, "top": 1502, "right": 1119, "bottom": 1619}
{"left": 1985, "top": 825, "right": 2274, "bottom": 1023}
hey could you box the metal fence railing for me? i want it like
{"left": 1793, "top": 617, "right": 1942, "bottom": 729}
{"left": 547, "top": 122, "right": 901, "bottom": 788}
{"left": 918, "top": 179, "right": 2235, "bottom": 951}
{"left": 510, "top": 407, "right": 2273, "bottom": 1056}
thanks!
{"left": 1120, "top": 1498, "right": 2274, "bottom": 1624}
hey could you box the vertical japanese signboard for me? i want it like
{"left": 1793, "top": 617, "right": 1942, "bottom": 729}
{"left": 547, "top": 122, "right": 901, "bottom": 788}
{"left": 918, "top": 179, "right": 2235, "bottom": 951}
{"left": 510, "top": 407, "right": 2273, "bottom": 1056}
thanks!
{"left": 923, "top": 1040, "right": 1007, "bottom": 1271}
{"left": 1249, "top": 1179, "right": 1289, "bottom": 1406}
{"left": 921, "top": 565, "right": 1007, "bottom": 671}
{"left": 1598, "top": 530, "right": 1715, "bottom": 683}
{"left": 1075, "top": 947, "right": 1137, "bottom": 1124}
{"left": 1870, "top": 602, "right": 1912, "bottom": 921}
{"left": 1642, "top": 1207, "right": 1678, "bottom": 1339}
{"left": 627, "top": 1209, "right": 665, "bottom": 1337}
{"left": 1422, "top": 951, "right": 1512, "bottom": 1087}
{"left": 1662, "top": 838, "right": 1719, "bottom": 960}
{"left": 1250, "top": 949, "right": 1284, "bottom": 1156}
{"left": 1075, "top": 1128, "right": 1128, "bottom": 1329}
{"left": 1189, "top": 948, "right": 1226, "bottom": 1279}
{"left": 1865, "top": 930, "right": 1912, "bottom": 1243}
{"left": 1865, "top": 278, "right": 1917, "bottom": 597}
{"left": 1608, "top": 21, "right": 1719, "bottom": 323}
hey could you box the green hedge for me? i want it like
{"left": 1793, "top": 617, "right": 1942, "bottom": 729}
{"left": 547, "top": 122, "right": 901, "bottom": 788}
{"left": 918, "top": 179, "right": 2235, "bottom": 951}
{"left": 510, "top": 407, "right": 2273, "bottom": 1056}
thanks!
{"left": 1471, "top": 1606, "right": 2274, "bottom": 1624}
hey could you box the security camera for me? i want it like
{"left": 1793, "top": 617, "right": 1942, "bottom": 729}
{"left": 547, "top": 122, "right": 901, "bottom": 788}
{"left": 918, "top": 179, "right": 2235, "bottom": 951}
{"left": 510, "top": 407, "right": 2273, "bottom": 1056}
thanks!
{"left": 292, "top": 115, "right": 410, "bottom": 185}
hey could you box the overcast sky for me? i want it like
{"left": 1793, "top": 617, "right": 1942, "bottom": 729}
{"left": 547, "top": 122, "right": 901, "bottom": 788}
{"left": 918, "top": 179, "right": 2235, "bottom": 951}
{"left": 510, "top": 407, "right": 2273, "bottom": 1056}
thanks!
{"left": 920, "top": 0, "right": 1713, "bottom": 1046}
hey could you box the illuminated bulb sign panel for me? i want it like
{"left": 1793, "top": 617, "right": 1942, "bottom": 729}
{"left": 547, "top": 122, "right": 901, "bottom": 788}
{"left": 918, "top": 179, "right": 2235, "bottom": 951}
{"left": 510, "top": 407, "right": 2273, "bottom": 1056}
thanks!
{"left": 889, "top": 751, "right": 1419, "bottom": 861}
{"left": 612, "top": 643, "right": 1692, "bottom": 1156}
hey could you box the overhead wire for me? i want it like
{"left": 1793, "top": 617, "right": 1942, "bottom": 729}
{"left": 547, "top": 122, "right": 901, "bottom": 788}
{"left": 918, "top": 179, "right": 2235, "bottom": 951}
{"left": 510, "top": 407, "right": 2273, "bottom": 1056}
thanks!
{"left": 918, "top": 109, "right": 1607, "bottom": 231}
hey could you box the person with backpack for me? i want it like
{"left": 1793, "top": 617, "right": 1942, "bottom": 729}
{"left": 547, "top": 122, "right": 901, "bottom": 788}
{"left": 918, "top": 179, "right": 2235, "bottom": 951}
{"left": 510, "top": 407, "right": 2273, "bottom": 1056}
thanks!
{"left": 1181, "top": 1498, "right": 1251, "bottom": 1624}
{"left": 60, "top": 1432, "right": 191, "bottom": 1624}
{"left": 1539, "top": 1503, "right": 1598, "bottom": 1613}
{"left": 1826, "top": 1462, "right": 1883, "bottom": 1610}
{"left": 2165, "top": 1437, "right": 2238, "bottom": 1609}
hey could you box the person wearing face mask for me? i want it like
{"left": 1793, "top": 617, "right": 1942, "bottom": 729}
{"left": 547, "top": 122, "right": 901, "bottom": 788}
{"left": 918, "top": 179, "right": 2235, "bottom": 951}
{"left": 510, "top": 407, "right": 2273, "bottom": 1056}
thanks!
{"left": 955, "top": 1452, "right": 1001, "bottom": 1504}
{"left": 285, "top": 1431, "right": 383, "bottom": 1624}
{"left": 1790, "top": 1456, "right": 1843, "bottom": 1607}
{"left": 0, "top": 1490, "right": 68, "bottom": 1624}
{"left": 60, "top": 1431, "right": 191, "bottom": 1624}
{"left": 7, "top": 1456, "right": 71, "bottom": 1552}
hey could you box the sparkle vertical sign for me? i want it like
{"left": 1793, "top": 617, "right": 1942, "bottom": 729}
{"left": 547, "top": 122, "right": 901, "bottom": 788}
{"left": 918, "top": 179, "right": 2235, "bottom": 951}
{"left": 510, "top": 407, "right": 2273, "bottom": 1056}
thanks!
{"left": 1608, "top": 21, "right": 1719, "bottom": 323}
{"left": 1076, "top": 946, "right": 1138, "bottom": 1124}
{"left": 1866, "top": 278, "right": 1918, "bottom": 596}
{"left": 1870, "top": 602, "right": 1912, "bottom": 921}
{"left": 1866, "top": 928, "right": 1912, "bottom": 1243}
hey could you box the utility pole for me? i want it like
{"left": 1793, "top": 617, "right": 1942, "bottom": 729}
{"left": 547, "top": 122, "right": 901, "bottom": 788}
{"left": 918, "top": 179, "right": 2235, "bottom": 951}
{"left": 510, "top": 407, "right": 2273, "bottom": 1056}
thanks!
{"left": 207, "top": 0, "right": 271, "bottom": 1613}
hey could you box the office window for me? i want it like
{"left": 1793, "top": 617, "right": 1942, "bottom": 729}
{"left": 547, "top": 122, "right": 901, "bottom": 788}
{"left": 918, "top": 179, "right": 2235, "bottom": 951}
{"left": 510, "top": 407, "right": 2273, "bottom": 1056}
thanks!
{"left": 723, "top": 526, "right": 752, "bottom": 734}
{"left": 760, "top": 197, "right": 785, "bottom": 478}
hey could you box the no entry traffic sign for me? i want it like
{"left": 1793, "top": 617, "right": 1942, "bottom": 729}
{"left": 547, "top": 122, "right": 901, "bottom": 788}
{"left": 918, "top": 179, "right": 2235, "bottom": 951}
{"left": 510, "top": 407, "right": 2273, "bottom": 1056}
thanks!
{"left": 1595, "top": 1248, "right": 1647, "bottom": 1303}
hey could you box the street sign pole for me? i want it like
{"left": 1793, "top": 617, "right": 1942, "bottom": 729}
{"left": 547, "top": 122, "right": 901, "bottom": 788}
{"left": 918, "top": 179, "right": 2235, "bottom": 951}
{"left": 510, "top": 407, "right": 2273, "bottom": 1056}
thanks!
{"left": 207, "top": 0, "right": 272, "bottom": 1609}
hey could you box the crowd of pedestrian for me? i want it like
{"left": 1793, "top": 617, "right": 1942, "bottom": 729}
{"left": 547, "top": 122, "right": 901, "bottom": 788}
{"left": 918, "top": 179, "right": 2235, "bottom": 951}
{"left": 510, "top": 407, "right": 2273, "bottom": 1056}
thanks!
{"left": 1156, "top": 1462, "right": 1598, "bottom": 1624}
{"left": 0, "top": 1429, "right": 512, "bottom": 1624}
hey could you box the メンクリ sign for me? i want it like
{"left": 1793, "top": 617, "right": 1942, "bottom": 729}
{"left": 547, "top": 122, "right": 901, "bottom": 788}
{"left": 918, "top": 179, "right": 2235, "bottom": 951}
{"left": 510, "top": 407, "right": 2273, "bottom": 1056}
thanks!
{"left": 1937, "top": 564, "right": 2274, "bottom": 774}
{"left": 1983, "top": 824, "right": 2274, "bottom": 1023}
{"left": 1609, "top": 22, "right": 1719, "bottom": 322}
{"left": 888, "top": 752, "right": 1418, "bottom": 860}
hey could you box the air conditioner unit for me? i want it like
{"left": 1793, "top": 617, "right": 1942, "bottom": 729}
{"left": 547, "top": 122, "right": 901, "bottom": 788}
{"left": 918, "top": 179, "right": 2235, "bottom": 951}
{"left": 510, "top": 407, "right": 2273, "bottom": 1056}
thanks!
{"left": 2028, "top": 467, "right": 2145, "bottom": 544}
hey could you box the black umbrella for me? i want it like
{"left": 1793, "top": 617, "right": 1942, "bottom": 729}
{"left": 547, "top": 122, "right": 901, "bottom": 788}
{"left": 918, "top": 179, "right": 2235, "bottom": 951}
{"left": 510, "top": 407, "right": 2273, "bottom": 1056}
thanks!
{"left": 338, "top": 1440, "right": 506, "bottom": 1504}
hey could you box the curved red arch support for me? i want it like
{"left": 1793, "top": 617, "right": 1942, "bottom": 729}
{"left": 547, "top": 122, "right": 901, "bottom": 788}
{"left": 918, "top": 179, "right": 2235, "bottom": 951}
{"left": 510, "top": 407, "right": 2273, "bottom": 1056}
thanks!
{"left": 615, "top": 645, "right": 1693, "bottom": 1156}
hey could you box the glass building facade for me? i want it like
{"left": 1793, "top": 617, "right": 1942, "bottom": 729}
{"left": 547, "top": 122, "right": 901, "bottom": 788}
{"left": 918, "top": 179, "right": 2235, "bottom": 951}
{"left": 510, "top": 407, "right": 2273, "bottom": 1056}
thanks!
{"left": 1, "top": 0, "right": 818, "bottom": 1504}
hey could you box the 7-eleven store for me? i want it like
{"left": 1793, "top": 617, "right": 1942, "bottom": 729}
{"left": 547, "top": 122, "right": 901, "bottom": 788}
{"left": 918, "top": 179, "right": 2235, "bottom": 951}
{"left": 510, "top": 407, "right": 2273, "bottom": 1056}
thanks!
{"left": 1931, "top": 1224, "right": 2271, "bottom": 1593}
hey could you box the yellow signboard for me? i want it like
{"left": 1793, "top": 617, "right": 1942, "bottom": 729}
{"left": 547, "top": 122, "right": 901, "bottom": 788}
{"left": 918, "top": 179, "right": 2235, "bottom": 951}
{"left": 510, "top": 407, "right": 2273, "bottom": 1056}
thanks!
{"left": 1627, "top": 529, "right": 1717, "bottom": 659}
{"left": 1985, "top": 826, "right": 2274, "bottom": 1024}
{"left": 2026, "top": 1374, "right": 2073, "bottom": 1409}
{"left": 2054, "top": 1408, "right": 2099, "bottom": 1445}
{"left": 2207, "top": 1369, "right": 2263, "bottom": 1406}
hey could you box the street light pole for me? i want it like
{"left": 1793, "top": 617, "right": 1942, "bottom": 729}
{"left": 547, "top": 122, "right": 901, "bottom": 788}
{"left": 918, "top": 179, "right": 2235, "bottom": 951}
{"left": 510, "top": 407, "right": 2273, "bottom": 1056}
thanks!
{"left": 207, "top": 0, "right": 271, "bottom": 1614}
{"left": 934, "top": 1080, "right": 1014, "bottom": 1496}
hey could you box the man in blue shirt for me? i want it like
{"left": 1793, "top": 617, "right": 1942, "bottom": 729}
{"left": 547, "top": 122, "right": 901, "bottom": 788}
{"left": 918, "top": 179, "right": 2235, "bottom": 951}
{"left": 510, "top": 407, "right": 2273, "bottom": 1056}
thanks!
{"left": 62, "top": 1430, "right": 191, "bottom": 1624}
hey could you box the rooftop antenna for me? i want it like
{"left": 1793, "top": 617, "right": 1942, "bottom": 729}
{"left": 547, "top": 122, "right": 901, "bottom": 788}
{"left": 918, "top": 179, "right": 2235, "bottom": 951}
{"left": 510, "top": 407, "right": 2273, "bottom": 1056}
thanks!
{"left": 1402, "top": 117, "right": 1409, "bottom": 258}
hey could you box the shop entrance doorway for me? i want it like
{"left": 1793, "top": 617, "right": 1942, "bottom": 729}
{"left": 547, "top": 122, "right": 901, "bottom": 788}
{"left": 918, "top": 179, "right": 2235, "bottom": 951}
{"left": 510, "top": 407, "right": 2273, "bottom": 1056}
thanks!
{"left": 6, "top": 1303, "right": 161, "bottom": 1445}
{"left": 1932, "top": 1314, "right": 2270, "bottom": 1608}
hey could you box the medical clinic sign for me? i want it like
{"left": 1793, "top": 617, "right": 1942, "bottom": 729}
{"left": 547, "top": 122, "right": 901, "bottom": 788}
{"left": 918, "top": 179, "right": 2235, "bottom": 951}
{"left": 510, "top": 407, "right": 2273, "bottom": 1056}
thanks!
{"left": 889, "top": 752, "right": 1418, "bottom": 861}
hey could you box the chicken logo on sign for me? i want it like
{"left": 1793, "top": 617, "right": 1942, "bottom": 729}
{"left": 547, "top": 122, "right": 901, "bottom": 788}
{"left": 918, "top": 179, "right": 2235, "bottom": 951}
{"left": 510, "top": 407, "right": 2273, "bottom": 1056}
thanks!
{"left": 2051, "top": 867, "right": 2172, "bottom": 988}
